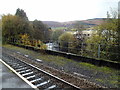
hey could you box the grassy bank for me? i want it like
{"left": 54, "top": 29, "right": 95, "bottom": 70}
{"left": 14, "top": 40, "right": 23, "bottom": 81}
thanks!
{"left": 2, "top": 44, "right": 120, "bottom": 88}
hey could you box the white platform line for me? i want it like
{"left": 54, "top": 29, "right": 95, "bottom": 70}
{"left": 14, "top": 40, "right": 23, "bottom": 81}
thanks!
{"left": 0, "top": 59, "right": 39, "bottom": 90}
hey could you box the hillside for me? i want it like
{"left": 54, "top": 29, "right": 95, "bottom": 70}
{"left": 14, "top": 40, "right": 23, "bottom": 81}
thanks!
{"left": 42, "top": 21, "right": 64, "bottom": 28}
{"left": 42, "top": 18, "right": 105, "bottom": 28}
{"left": 81, "top": 18, "right": 105, "bottom": 25}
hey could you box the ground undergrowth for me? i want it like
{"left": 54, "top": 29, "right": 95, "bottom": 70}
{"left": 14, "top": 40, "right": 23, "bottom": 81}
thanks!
{"left": 2, "top": 44, "right": 120, "bottom": 88}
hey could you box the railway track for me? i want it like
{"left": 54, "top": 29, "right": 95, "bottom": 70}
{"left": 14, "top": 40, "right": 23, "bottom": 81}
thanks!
{"left": 2, "top": 52, "right": 81, "bottom": 90}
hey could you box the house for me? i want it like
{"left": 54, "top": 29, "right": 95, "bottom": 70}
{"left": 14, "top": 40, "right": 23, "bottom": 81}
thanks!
{"left": 73, "top": 29, "right": 94, "bottom": 41}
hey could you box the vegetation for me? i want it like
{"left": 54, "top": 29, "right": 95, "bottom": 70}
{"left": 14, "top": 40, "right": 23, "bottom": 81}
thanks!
{"left": 3, "top": 8, "right": 119, "bottom": 62}
{"left": 2, "top": 14, "right": 31, "bottom": 43}
{"left": 0, "top": 19, "right": 2, "bottom": 46}
{"left": 2, "top": 8, "right": 52, "bottom": 49}
{"left": 1, "top": 7, "right": 119, "bottom": 77}
{"left": 32, "top": 20, "right": 52, "bottom": 41}
{"left": 3, "top": 44, "right": 72, "bottom": 66}
{"left": 15, "top": 8, "right": 28, "bottom": 21}
{"left": 3, "top": 44, "right": 120, "bottom": 88}
{"left": 58, "top": 32, "right": 77, "bottom": 52}
{"left": 85, "top": 9, "right": 119, "bottom": 61}
{"left": 73, "top": 21, "right": 86, "bottom": 31}
{"left": 50, "top": 9, "right": 119, "bottom": 62}
{"left": 19, "top": 34, "right": 30, "bottom": 45}
{"left": 79, "top": 62, "right": 116, "bottom": 73}
{"left": 51, "top": 30, "right": 64, "bottom": 41}
{"left": 3, "top": 44, "right": 118, "bottom": 74}
{"left": 18, "top": 34, "right": 47, "bottom": 50}
{"left": 52, "top": 27, "right": 67, "bottom": 30}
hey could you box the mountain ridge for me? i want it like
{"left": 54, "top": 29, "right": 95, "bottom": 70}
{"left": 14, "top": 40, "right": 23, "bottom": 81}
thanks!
{"left": 42, "top": 18, "right": 106, "bottom": 28}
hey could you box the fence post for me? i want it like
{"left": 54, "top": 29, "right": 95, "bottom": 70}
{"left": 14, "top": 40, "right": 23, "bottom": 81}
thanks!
{"left": 58, "top": 41, "right": 60, "bottom": 51}
{"left": 98, "top": 44, "right": 101, "bottom": 58}
{"left": 36, "top": 40, "right": 38, "bottom": 48}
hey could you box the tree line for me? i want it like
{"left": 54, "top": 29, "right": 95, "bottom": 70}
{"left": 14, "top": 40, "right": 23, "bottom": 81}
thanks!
{"left": 2, "top": 8, "right": 52, "bottom": 45}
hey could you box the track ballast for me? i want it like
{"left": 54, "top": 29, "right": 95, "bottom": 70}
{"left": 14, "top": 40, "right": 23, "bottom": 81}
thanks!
{"left": 2, "top": 52, "right": 81, "bottom": 90}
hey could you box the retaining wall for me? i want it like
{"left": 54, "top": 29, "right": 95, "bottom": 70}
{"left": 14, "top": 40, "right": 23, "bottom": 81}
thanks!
{"left": 11, "top": 43, "right": 120, "bottom": 70}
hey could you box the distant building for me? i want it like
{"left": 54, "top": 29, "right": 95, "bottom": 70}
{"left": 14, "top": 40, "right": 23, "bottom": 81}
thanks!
{"left": 73, "top": 29, "right": 94, "bottom": 41}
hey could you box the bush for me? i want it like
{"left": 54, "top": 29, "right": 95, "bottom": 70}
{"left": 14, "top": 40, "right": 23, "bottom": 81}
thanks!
{"left": 58, "top": 32, "right": 77, "bottom": 52}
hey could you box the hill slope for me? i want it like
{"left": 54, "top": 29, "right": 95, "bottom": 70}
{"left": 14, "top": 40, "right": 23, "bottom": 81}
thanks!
{"left": 42, "top": 18, "right": 105, "bottom": 28}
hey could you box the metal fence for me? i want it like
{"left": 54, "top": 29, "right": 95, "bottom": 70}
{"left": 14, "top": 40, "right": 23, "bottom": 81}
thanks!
{"left": 8, "top": 39, "right": 120, "bottom": 62}
{"left": 46, "top": 41, "right": 120, "bottom": 62}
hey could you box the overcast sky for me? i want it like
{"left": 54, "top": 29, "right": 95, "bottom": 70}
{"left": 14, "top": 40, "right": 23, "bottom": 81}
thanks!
{"left": 0, "top": 0, "right": 119, "bottom": 22}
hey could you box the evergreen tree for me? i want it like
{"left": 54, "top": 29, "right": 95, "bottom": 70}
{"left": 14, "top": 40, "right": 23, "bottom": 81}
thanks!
{"left": 15, "top": 8, "right": 28, "bottom": 21}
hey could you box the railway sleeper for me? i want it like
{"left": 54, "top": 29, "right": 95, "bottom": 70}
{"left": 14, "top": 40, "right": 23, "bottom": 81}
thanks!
{"left": 45, "top": 85, "right": 57, "bottom": 90}
{"left": 13, "top": 65, "right": 25, "bottom": 69}
{"left": 32, "top": 77, "right": 49, "bottom": 86}
{"left": 30, "top": 77, "right": 43, "bottom": 83}
{"left": 38, "top": 81, "right": 56, "bottom": 89}
{"left": 12, "top": 64, "right": 28, "bottom": 68}
{"left": 17, "top": 69, "right": 31, "bottom": 73}
{"left": 26, "top": 75, "right": 36, "bottom": 80}
{"left": 26, "top": 73, "right": 42, "bottom": 81}
{"left": 16, "top": 67, "right": 29, "bottom": 72}
{"left": 18, "top": 69, "right": 33, "bottom": 74}
{"left": 23, "top": 73, "right": 36, "bottom": 78}
{"left": 22, "top": 71, "right": 34, "bottom": 76}
{"left": 15, "top": 67, "right": 28, "bottom": 71}
{"left": 11, "top": 63, "right": 20, "bottom": 67}
{"left": 28, "top": 75, "right": 43, "bottom": 81}
{"left": 35, "top": 80, "right": 50, "bottom": 87}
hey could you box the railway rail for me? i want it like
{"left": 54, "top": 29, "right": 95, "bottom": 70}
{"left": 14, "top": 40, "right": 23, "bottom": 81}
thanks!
{"left": 2, "top": 51, "right": 81, "bottom": 90}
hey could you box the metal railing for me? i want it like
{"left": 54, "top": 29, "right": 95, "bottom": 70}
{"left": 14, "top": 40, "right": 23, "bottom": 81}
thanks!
{"left": 45, "top": 41, "right": 120, "bottom": 62}
{"left": 8, "top": 39, "right": 120, "bottom": 62}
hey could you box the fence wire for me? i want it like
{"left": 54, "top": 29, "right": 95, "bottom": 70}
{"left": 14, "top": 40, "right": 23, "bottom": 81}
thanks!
{"left": 8, "top": 39, "right": 120, "bottom": 62}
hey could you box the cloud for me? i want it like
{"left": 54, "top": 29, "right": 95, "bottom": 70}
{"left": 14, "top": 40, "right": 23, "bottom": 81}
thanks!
{"left": 0, "top": 0, "right": 118, "bottom": 22}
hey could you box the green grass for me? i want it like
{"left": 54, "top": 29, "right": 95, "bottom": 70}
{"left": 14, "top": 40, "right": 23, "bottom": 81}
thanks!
{"left": 79, "top": 62, "right": 118, "bottom": 73}
{"left": 95, "top": 78, "right": 119, "bottom": 88}
{"left": 3, "top": 44, "right": 119, "bottom": 74}
{"left": 79, "top": 62, "right": 120, "bottom": 87}
{"left": 2, "top": 44, "right": 73, "bottom": 66}
{"left": 95, "top": 78, "right": 104, "bottom": 83}
{"left": 52, "top": 27, "right": 67, "bottom": 30}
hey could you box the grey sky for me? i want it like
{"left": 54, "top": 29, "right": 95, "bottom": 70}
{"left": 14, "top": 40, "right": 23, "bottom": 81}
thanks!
{"left": 0, "top": 0, "right": 119, "bottom": 22}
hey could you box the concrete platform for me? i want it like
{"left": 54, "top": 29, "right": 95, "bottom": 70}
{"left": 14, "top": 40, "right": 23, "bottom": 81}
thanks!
{"left": 0, "top": 61, "right": 34, "bottom": 90}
